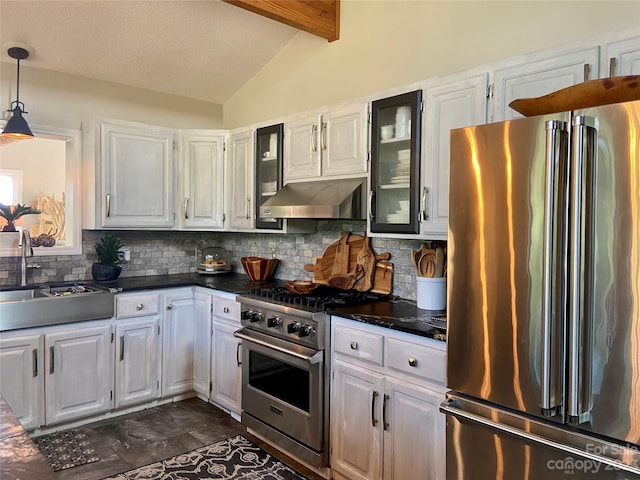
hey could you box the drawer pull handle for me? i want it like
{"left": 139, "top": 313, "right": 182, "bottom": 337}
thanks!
{"left": 120, "top": 336, "right": 125, "bottom": 361}
{"left": 223, "top": 307, "right": 230, "bottom": 314}
{"left": 408, "top": 357, "right": 418, "bottom": 367}
{"left": 136, "top": 304, "right": 144, "bottom": 311}
{"left": 383, "top": 393, "right": 390, "bottom": 430}
{"left": 350, "top": 341, "right": 358, "bottom": 350}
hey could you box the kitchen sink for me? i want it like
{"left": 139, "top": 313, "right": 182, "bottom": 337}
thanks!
{"left": 0, "top": 283, "right": 115, "bottom": 332}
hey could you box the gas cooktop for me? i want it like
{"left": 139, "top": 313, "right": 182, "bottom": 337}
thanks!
{"left": 243, "top": 285, "right": 391, "bottom": 312}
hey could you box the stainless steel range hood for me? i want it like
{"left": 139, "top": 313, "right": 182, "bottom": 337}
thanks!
{"left": 259, "top": 178, "right": 366, "bottom": 220}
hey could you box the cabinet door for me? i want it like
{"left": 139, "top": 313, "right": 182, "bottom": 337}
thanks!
{"left": 115, "top": 316, "right": 160, "bottom": 408}
{"left": 227, "top": 129, "right": 255, "bottom": 230}
{"left": 322, "top": 103, "right": 368, "bottom": 177}
{"left": 0, "top": 334, "right": 43, "bottom": 430}
{"left": 331, "top": 360, "right": 383, "bottom": 480}
{"left": 255, "top": 124, "right": 283, "bottom": 230}
{"left": 99, "top": 119, "right": 176, "bottom": 228}
{"left": 422, "top": 74, "right": 488, "bottom": 238}
{"left": 370, "top": 90, "right": 422, "bottom": 235}
{"left": 284, "top": 113, "right": 322, "bottom": 181}
{"left": 492, "top": 46, "right": 599, "bottom": 122}
{"left": 193, "top": 290, "right": 212, "bottom": 397}
{"left": 161, "top": 290, "right": 195, "bottom": 396}
{"left": 601, "top": 35, "right": 640, "bottom": 77}
{"left": 211, "top": 320, "right": 242, "bottom": 415}
{"left": 383, "top": 378, "right": 446, "bottom": 480}
{"left": 180, "top": 131, "right": 225, "bottom": 230}
{"left": 44, "top": 323, "right": 113, "bottom": 425}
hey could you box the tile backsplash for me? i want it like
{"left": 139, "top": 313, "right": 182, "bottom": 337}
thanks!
{"left": 0, "top": 221, "right": 445, "bottom": 301}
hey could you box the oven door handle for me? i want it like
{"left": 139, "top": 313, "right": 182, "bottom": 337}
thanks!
{"left": 234, "top": 329, "right": 323, "bottom": 365}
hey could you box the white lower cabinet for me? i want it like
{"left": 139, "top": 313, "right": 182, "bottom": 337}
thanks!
{"left": 161, "top": 288, "right": 195, "bottom": 397}
{"left": 44, "top": 320, "right": 114, "bottom": 425}
{"left": 115, "top": 317, "right": 160, "bottom": 408}
{"left": 0, "top": 333, "right": 44, "bottom": 430}
{"left": 193, "top": 289, "right": 213, "bottom": 397}
{"left": 114, "top": 291, "right": 161, "bottom": 408}
{"left": 210, "top": 292, "right": 242, "bottom": 417}
{"left": 331, "top": 317, "right": 446, "bottom": 480}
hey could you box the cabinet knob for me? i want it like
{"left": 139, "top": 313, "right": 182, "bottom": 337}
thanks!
{"left": 167, "top": 304, "right": 173, "bottom": 310}
{"left": 350, "top": 341, "right": 358, "bottom": 350}
{"left": 408, "top": 357, "right": 418, "bottom": 367}
{"left": 223, "top": 307, "right": 229, "bottom": 314}
{"left": 136, "top": 304, "right": 144, "bottom": 311}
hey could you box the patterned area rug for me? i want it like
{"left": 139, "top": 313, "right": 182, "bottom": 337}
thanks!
{"left": 33, "top": 428, "right": 100, "bottom": 471}
{"left": 102, "top": 434, "right": 308, "bottom": 480}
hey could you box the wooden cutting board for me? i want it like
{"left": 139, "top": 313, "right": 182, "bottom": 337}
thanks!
{"left": 354, "top": 234, "right": 376, "bottom": 292}
{"left": 509, "top": 75, "right": 640, "bottom": 117}
{"left": 319, "top": 233, "right": 366, "bottom": 282}
{"left": 305, "top": 258, "right": 394, "bottom": 294}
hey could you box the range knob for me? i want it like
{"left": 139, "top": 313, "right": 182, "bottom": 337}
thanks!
{"left": 250, "top": 311, "right": 263, "bottom": 323}
{"left": 287, "top": 322, "right": 301, "bottom": 334}
{"left": 241, "top": 310, "right": 252, "bottom": 321}
{"left": 267, "top": 316, "right": 281, "bottom": 328}
{"left": 298, "top": 324, "right": 314, "bottom": 338}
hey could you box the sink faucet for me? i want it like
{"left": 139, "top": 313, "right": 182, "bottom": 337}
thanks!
{"left": 20, "top": 230, "right": 39, "bottom": 286}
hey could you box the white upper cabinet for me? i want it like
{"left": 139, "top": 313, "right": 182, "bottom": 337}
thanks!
{"left": 226, "top": 128, "right": 255, "bottom": 231}
{"left": 284, "top": 101, "right": 368, "bottom": 182}
{"left": 98, "top": 118, "right": 177, "bottom": 228}
{"left": 421, "top": 73, "right": 488, "bottom": 238}
{"left": 179, "top": 130, "right": 225, "bottom": 230}
{"left": 601, "top": 35, "right": 640, "bottom": 77}
{"left": 491, "top": 46, "right": 600, "bottom": 122}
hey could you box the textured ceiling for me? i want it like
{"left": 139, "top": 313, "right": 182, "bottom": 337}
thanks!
{"left": 0, "top": 0, "right": 298, "bottom": 104}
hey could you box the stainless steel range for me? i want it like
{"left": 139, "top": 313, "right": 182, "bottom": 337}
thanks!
{"left": 235, "top": 286, "right": 387, "bottom": 468}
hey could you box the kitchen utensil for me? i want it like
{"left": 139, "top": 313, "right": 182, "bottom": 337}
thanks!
{"left": 353, "top": 234, "right": 376, "bottom": 292}
{"left": 240, "top": 256, "right": 279, "bottom": 281}
{"left": 508, "top": 75, "right": 640, "bottom": 117}
{"left": 418, "top": 253, "right": 436, "bottom": 278}
{"left": 284, "top": 280, "right": 320, "bottom": 295}
{"left": 435, "top": 247, "right": 445, "bottom": 278}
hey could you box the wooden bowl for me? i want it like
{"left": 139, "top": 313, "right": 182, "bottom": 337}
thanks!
{"left": 285, "top": 280, "right": 320, "bottom": 295}
{"left": 240, "top": 257, "right": 279, "bottom": 281}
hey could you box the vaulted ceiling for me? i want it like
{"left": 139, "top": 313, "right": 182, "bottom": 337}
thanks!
{"left": 0, "top": 0, "right": 339, "bottom": 104}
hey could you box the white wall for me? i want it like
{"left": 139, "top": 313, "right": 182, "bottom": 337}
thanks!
{"left": 223, "top": 0, "right": 640, "bottom": 128}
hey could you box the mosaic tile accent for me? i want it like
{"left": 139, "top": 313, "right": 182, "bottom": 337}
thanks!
{"left": 0, "top": 222, "right": 446, "bottom": 301}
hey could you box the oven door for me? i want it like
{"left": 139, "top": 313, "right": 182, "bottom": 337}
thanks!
{"left": 235, "top": 327, "right": 324, "bottom": 451}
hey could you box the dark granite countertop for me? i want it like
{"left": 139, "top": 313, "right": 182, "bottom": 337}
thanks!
{"left": 2, "top": 273, "right": 446, "bottom": 341}
{"left": 0, "top": 396, "right": 55, "bottom": 480}
{"left": 95, "top": 272, "right": 284, "bottom": 295}
{"left": 328, "top": 298, "right": 447, "bottom": 342}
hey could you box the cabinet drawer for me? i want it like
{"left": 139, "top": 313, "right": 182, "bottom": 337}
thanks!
{"left": 334, "top": 324, "right": 383, "bottom": 366}
{"left": 213, "top": 297, "right": 240, "bottom": 323}
{"left": 386, "top": 337, "right": 446, "bottom": 385}
{"left": 116, "top": 293, "right": 161, "bottom": 318}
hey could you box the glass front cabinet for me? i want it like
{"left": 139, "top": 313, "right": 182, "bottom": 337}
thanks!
{"left": 369, "top": 90, "right": 422, "bottom": 234}
{"left": 255, "top": 123, "right": 284, "bottom": 230}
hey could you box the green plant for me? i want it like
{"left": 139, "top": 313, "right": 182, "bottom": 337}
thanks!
{"left": 0, "top": 203, "right": 42, "bottom": 232}
{"left": 94, "top": 232, "right": 124, "bottom": 266}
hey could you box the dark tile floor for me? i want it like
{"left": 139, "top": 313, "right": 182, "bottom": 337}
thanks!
{"left": 40, "top": 398, "right": 323, "bottom": 480}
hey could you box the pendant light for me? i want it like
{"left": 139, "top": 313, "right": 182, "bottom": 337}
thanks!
{"left": 2, "top": 46, "right": 34, "bottom": 139}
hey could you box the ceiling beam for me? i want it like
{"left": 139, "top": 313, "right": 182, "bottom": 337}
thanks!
{"left": 224, "top": 0, "right": 339, "bottom": 42}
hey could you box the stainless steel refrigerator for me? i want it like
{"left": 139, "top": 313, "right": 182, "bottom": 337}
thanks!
{"left": 442, "top": 100, "right": 640, "bottom": 479}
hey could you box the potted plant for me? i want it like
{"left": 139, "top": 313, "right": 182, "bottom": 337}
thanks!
{"left": 0, "top": 203, "right": 41, "bottom": 232}
{"left": 92, "top": 232, "right": 124, "bottom": 282}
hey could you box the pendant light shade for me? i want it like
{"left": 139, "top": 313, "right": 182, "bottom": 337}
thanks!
{"left": 2, "top": 46, "right": 34, "bottom": 139}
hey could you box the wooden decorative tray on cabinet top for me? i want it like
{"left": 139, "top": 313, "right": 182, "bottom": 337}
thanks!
{"left": 509, "top": 75, "right": 640, "bottom": 117}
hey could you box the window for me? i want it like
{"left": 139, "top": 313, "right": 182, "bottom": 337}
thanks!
{"left": 0, "top": 169, "right": 23, "bottom": 206}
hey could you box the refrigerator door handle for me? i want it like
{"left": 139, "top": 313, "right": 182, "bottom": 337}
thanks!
{"left": 540, "top": 120, "right": 568, "bottom": 417}
{"left": 440, "top": 398, "right": 640, "bottom": 476}
{"left": 567, "top": 115, "right": 598, "bottom": 425}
